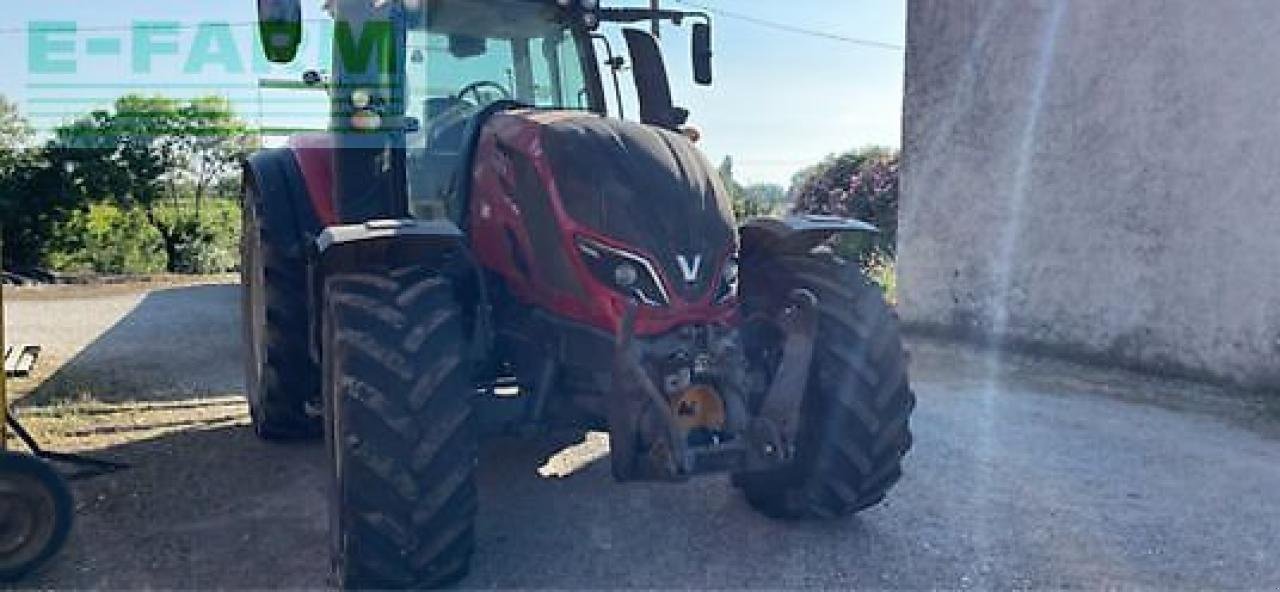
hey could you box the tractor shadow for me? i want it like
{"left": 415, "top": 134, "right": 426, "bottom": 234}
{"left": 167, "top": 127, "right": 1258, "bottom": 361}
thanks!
{"left": 14, "top": 281, "right": 910, "bottom": 589}
{"left": 471, "top": 433, "right": 899, "bottom": 589}
{"left": 23, "top": 284, "right": 244, "bottom": 407}
{"left": 18, "top": 422, "right": 330, "bottom": 590}
{"left": 19, "top": 422, "right": 907, "bottom": 590}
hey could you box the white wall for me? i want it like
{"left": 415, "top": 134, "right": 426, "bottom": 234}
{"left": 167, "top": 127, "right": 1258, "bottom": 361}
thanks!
{"left": 898, "top": 0, "right": 1280, "bottom": 389}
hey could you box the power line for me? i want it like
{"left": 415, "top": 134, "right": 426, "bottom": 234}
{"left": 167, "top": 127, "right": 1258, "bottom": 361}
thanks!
{"left": 669, "top": 0, "right": 904, "bottom": 51}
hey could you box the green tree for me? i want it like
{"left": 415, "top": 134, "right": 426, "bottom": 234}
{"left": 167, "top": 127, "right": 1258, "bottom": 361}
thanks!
{"left": 55, "top": 95, "right": 249, "bottom": 271}
{"left": 0, "top": 97, "right": 87, "bottom": 270}
{"left": 717, "top": 156, "right": 744, "bottom": 199}
{"left": 718, "top": 156, "right": 782, "bottom": 220}
{"left": 0, "top": 96, "right": 30, "bottom": 170}
{"left": 743, "top": 183, "right": 786, "bottom": 207}
{"left": 176, "top": 97, "right": 254, "bottom": 217}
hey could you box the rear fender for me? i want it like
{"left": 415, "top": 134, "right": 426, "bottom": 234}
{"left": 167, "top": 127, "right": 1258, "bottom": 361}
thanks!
{"left": 286, "top": 135, "right": 338, "bottom": 227}
{"left": 242, "top": 147, "right": 326, "bottom": 262}
{"left": 739, "top": 214, "right": 879, "bottom": 260}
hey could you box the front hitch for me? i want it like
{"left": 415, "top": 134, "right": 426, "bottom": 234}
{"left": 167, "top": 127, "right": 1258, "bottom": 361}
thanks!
{"left": 606, "top": 289, "right": 820, "bottom": 482}
{"left": 608, "top": 303, "right": 691, "bottom": 481}
{"left": 748, "top": 288, "right": 820, "bottom": 464}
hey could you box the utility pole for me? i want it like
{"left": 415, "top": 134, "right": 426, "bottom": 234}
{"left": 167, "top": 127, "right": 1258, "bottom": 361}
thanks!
{"left": 651, "top": 0, "right": 660, "bottom": 37}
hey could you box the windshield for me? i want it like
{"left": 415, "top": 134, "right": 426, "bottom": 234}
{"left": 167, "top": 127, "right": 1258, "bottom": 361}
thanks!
{"left": 407, "top": 2, "right": 590, "bottom": 111}
{"left": 406, "top": 0, "right": 592, "bottom": 220}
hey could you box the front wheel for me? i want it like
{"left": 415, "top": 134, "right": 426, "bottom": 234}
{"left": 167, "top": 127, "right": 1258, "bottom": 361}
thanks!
{"left": 322, "top": 265, "right": 478, "bottom": 589}
{"left": 733, "top": 251, "right": 915, "bottom": 519}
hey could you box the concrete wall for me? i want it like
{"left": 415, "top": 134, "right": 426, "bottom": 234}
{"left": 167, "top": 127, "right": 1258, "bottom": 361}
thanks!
{"left": 898, "top": 0, "right": 1280, "bottom": 389}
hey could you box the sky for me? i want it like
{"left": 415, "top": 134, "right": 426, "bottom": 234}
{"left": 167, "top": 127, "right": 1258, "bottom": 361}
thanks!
{"left": 0, "top": 0, "right": 906, "bottom": 186}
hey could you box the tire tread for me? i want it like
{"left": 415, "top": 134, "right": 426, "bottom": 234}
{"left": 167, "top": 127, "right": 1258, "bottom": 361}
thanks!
{"left": 734, "top": 252, "right": 915, "bottom": 520}
{"left": 242, "top": 182, "right": 320, "bottom": 440}
{"left": 324, "top": 267, "right": 476, "bottom": 590}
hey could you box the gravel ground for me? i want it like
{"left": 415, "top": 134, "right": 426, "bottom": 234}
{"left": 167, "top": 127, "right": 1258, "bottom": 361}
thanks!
{"left": 4, "top": 280, "right": 1280, "bottom": 589}
{"left": 6, "top": 277, "right": 242, "bottom": 402}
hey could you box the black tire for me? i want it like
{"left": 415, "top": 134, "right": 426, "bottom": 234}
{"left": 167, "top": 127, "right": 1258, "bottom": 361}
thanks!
{"left": 242, "top": 181, "right": 321, "bottom": 440}
{"left": 733, "top": 251, "right": 915, "bottom": 519}
{"left": 0, "top": 452, "right": 73, "bottom": 582}
{"left": 322, "top": 266, "right": 477, "bottom": 590}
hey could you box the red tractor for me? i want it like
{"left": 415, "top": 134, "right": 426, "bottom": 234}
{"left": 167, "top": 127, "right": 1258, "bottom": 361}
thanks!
{"left": 242, "top": 0, "right": 914, "bottom": 587}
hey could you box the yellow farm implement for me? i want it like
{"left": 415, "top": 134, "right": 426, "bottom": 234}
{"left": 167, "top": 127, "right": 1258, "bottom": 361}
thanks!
{"left": 0, "top": 271, "right": 74, "bottom": 581}
{"left": 0, "top": 246, "right": 126, "bottom": 581}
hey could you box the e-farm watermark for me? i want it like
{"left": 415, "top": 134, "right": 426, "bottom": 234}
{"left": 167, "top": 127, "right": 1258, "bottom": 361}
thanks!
{"left": 24, "top": 19, "right": 400, "bottom": 135}
{"left": 26, "top": 21, "right": 338, "bottom": 76}
{"left": 26, "top": 19, "right": 402, "bottom": 77}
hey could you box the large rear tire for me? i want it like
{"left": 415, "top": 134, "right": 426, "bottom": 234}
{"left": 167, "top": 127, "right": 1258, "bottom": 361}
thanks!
{"left": 733, "top": 251, "right": 915, "bottom": 519}
{"left": 322, "top": 266, "right": 477, "bottom": 590}
{"left": 241, "top": 182, "right": 321, "bottom": 440}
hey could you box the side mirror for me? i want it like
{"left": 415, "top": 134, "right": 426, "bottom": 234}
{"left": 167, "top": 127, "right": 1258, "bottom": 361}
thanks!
{"left": 258, "top": 0, "right": 303, "bottom": 64}
{"left": 692, "top": 22, "right": 713, "bottom": 85}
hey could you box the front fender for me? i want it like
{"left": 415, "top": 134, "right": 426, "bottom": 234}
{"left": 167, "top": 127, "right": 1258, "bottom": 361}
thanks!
{"left": 739, "top": 214, "right": 878, "bottom": 260}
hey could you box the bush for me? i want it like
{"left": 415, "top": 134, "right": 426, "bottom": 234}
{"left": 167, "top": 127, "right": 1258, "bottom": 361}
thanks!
{"left": 45, "top": 199, "right": 240, "bottom": 275}
{"left": 791, "top": 147, "right": 899, "bottom": 256}
{"left": 156, "top": 200, "right": 241, "bottom": 274}
{"left": 790, "top": 147, "right": 901, "bottom": 301}
{"left": 46, "top": 203, "right": 165, "bottom": 274}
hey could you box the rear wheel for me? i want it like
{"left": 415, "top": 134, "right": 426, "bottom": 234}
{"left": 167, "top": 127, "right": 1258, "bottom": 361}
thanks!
{"left": 241, "top": 182, "right": 320, "bottom": 440}
{"left": 733, "top": 251, "right": 915, "bottom": 519}
{"left": 322, "top": 266, "right": 477, "bottom": 590}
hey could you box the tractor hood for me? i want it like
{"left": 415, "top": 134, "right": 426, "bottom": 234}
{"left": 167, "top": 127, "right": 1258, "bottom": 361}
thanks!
{"left": 535, "top": 111, "right": 737, "bottom": 301}
{"left": 470, "top": 109, "right": 739, "bottom": 332}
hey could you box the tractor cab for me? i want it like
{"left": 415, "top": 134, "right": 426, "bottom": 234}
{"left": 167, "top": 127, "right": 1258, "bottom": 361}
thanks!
{"left": 258, "top": 0, "right": 713, "bottom": 223}
{"left": 399, "top": 0, "right": 602, "bottom": 220}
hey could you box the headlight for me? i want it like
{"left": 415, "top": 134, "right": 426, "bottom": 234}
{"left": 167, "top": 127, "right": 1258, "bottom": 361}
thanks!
{"left": 577, "top": 238, "right": 670, "bottom": 307}
{"left": 714, "top": 257, "right": 739, "bottom": 304}
{"left": 614, "top": 263, "right": 640, "bottom": 288}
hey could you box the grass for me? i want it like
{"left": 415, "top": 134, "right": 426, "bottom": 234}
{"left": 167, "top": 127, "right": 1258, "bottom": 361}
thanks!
{"left": 8, "top": 394, "right": 249, "bottom": 452}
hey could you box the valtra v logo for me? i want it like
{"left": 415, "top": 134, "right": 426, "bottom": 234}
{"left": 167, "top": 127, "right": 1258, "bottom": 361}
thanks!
{"left": 676, "top": 254, "right": 702, "bottom": 284}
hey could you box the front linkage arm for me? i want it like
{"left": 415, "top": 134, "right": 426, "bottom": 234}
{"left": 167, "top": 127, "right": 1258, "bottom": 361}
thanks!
{"left": 749, "top": 288, "right": 820, "bottom": 464}
{"left": 609, "top": 303, "right": 692, "bottom": 481}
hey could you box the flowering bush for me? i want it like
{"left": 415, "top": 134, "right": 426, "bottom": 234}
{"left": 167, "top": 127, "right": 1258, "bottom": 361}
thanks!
{"left": 791, "top": 147, "right": 899, "bottom": 255}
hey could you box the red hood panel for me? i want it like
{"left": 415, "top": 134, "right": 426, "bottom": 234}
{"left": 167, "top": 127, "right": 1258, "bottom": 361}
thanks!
{"left": 469, "top": 110, "right": 738, "bottom": 336}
